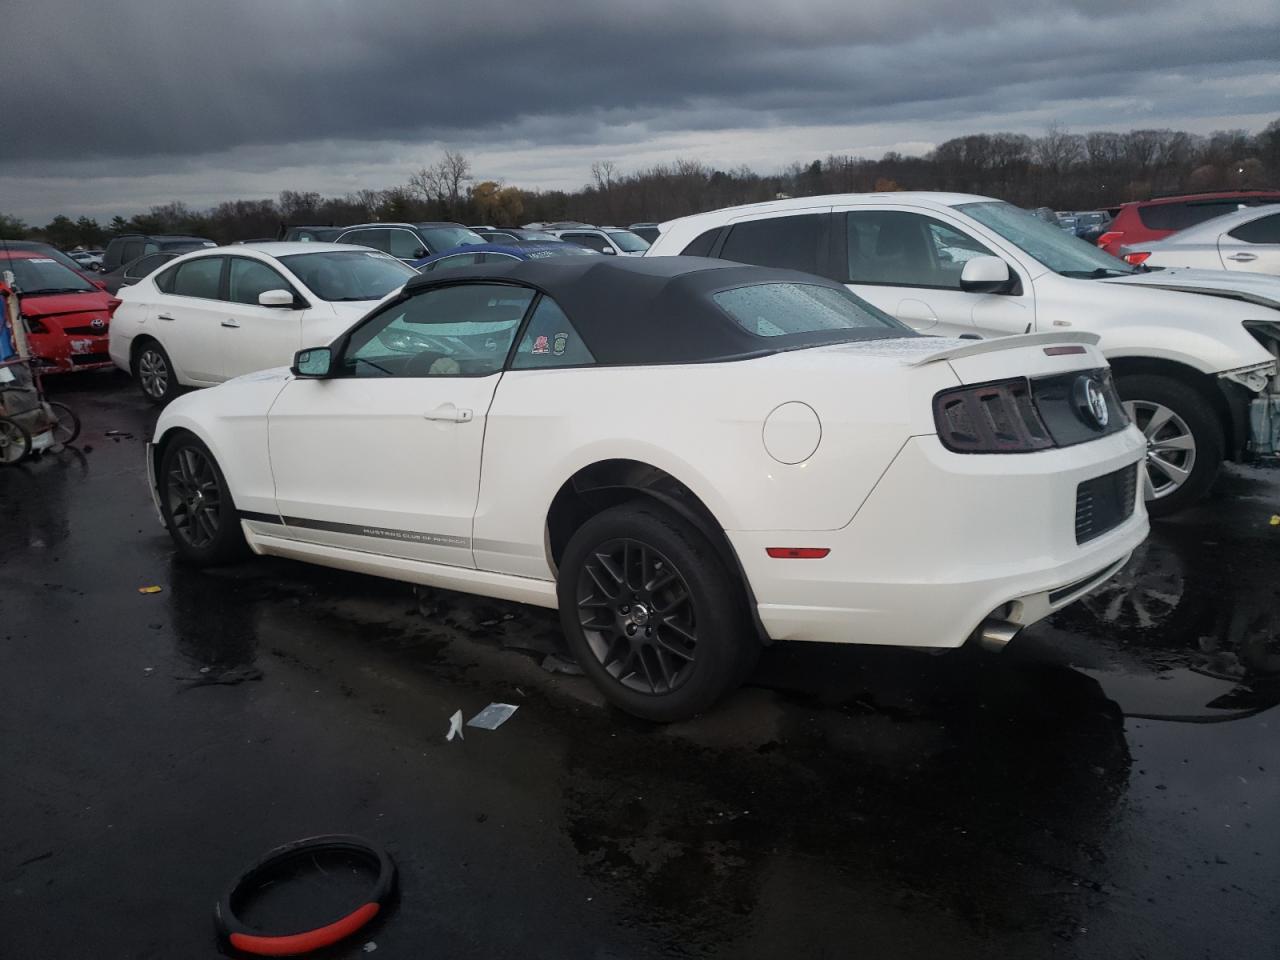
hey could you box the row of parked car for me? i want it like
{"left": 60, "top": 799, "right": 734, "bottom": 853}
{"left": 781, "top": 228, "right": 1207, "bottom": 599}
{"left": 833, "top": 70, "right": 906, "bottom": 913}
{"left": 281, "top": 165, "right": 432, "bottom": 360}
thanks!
{"left": 8, "top": 189, "right": 1274, "bottom": 718}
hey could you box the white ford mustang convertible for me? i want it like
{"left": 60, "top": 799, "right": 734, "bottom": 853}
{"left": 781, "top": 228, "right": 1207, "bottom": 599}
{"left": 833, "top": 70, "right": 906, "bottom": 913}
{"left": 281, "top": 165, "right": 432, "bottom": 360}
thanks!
{"left": 147, "top": 257, "right": 1149, "bottom": 720}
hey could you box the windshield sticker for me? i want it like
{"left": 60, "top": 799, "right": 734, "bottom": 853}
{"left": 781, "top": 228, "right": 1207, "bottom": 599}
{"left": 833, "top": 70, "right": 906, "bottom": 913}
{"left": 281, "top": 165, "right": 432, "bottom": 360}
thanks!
{"left": 527, "top": 250, "right": 553, "bottom": 259}
{"left": 553, "top": 332, "right": 569, "bottom": 356}
{"left": 30, "top": 257, "right": 56, "bottom": 263}
{"left": 532, "top": 334, "right": 550, "bottom": 355}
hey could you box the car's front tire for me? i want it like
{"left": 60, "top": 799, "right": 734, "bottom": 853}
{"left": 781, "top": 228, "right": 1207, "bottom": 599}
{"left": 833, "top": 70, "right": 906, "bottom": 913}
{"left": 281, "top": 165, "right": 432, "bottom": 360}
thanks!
{"left": 557, "top": 502, "right": 758, "bottom": 722}
{"left": 133, "top": 339, "right": 179, "bottom": 405}
{"left": 158, "top": 434, "right": 247, "bottom": 566}
{"left": 1115, "top": 373, "right": 1224, "bottom": 517}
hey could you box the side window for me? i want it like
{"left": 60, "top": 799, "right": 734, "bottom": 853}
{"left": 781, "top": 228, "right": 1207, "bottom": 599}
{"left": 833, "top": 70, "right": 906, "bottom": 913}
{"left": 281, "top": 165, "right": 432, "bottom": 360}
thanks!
{"left": 154, "top": 264, "right": 178, "bottom": 293}
{"left": 170, "top": 257, "right": 224, "bottom": 299}
{"left": 388, "top": 229, "right": 425, "bottom": 260}
{"left": 424, "top": 253, "right": 481, "bottom": 272}
{"left": 343, "top": 283, "right": 535, "bottom": 378}
{"left": 720, "top": 214, "right": 823, "bottom": 274}
{"left": 1228, "top": 213, "right": 1280, "bottom": 244}
{"left": 846, "top": 211, "right": 988, "bottom": 289}
{"left": 511, "top": 296, "right": 596, "bottom": 369}
{"left": 341, "top": 229, "right": 390, "bottom": 253}
{"left": 681, "top": 227, "right": 722, "bottom": 257}
{"left": 126, "top": 254, "right": 168, "bottom": 280}
{"left": 120, "top": 240, "right": 144, "bottom": 263}
{"left": 143, "top": 242, "right": 160, "bottom": 256}
{"left": 563, "top": 233, "right": 610, "bottom": 254}
{"left": 228, "top": 258, "right": 295, "bottom": 306}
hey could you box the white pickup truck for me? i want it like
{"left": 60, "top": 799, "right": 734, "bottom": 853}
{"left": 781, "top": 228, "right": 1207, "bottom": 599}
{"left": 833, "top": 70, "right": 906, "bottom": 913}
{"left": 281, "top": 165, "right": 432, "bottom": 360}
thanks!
{"left": 648, "top": 193, "right": 1280, "bottom": 514}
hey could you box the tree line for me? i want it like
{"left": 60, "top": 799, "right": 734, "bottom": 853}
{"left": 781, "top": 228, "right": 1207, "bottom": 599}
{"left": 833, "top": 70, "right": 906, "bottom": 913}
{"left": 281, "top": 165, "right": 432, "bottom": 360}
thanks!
{"left": 5, "top": 119, "right": 1278, "bottom": 249}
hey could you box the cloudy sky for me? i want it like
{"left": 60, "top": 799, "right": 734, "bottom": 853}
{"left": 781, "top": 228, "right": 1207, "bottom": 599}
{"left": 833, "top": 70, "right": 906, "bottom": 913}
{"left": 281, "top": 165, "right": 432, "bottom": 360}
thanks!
{"left": 5, "top": 0, "right": 1278, "bottom": 223}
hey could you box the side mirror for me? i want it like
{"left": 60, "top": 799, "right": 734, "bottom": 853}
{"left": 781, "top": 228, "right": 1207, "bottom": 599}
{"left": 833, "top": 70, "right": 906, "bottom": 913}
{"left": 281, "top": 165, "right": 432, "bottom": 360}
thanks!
{"left": 413, "top": 247, "right": 428, "bottom": 260}
{"left": 599, "top": 246, "right": 616, "bottom": 255}
{"left": 258, "top": 289, "right": 296, "bottom": 308}
{"left": 291, "top": 346, "right": 333, "bottom": 378}
{"left": 959, "top": 256, "right": 1014, "bottom": 294}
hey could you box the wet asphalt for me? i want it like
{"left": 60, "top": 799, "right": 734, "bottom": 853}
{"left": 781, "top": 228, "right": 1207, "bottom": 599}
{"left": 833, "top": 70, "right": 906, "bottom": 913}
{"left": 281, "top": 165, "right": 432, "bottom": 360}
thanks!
{"left": 2, "top": 372, "right": 1278, "bottom": 960}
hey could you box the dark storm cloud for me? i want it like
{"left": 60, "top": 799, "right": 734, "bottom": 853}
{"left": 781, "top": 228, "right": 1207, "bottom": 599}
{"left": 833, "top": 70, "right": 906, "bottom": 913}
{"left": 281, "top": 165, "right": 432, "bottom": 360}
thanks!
{"left": 6, "top": 0, "right": 1278, "bottom": 166}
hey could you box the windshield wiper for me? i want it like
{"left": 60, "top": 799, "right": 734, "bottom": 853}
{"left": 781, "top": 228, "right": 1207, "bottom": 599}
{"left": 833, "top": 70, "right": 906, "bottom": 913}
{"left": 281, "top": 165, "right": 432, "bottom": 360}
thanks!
{"left": 1062, "top": 268, "right": 1133, "bottom": 279}
{"left": 23, "top": 287, "right": 92, "bottom": 295}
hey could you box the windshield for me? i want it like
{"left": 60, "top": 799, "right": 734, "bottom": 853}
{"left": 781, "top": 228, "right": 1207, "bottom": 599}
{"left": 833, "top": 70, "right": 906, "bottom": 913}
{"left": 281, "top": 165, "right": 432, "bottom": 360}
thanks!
{"left": 279, "top": 250, "right": 417, "bottom": 302}
{"left": 1, "top": 255, "right": 96, "bottom": 295}
{"left": 4, "top": 242, "right": 86, "bottom": 274}
{"left": 607, "top": 230, "right": 650, "bottom": 253}
{"left": 958, "top": 201, "right": 1137, "bottom": 278}
{"left": 713, "top": 282, "right": 904, "bottom": 339}
{"left": 418, "top": 226, "right": 486, "bottom": 252}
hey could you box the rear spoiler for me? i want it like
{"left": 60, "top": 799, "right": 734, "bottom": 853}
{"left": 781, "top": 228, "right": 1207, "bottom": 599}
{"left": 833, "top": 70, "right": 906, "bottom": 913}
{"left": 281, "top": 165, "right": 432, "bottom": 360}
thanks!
{"left": 908, "top": 331, "right": 1101, "bottom": 366}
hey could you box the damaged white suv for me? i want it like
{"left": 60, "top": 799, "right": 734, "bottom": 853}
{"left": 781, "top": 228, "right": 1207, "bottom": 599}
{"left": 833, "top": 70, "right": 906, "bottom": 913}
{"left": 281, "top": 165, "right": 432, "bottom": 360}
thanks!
{"left": 649, "top": 194, "right": 1280, "bottom": 514}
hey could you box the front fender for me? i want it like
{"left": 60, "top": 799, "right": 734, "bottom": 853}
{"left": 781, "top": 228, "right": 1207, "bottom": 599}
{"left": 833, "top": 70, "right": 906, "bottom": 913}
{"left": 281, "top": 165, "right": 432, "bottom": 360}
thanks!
{"left": 1101, "top": 324, "right": 1274, "bottom": 377}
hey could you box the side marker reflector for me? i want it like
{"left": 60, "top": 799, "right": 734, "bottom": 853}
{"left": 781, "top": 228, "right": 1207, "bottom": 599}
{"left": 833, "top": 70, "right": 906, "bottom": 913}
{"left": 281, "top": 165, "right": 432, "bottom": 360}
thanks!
{"left": 766, "top": 547, "right": 830, "bottom": 559}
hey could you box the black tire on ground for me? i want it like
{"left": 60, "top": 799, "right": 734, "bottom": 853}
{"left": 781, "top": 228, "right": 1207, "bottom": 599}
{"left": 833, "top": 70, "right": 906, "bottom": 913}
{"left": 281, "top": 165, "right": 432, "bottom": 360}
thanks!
{"left": 157, "top": 434, "right": 248, "bottom": 566}
{"left": 133, "top": 339, "right": 180, "bottom": 405}
{"left": 557, "top": 501, "right": 758, "bottom": 722}
{"left": 1115, "top": 373, "right": 1224, "bottom": 518}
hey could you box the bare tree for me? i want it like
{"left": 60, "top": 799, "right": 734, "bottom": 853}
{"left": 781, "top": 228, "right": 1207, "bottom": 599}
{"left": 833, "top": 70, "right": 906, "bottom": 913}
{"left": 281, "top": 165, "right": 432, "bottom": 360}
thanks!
{"left": 410, "top": 150, "right": 473, "bottom": 217}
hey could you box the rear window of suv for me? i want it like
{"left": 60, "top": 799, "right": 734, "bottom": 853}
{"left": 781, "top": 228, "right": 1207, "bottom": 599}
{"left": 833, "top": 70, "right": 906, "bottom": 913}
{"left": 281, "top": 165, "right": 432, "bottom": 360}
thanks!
{"left": 1137, "top": 198, "right": 1280, "bottom": 231}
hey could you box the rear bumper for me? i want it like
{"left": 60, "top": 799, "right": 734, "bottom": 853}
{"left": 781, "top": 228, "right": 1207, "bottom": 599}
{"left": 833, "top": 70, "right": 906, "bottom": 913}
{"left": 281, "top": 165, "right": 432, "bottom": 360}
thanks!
{"left": 730, "top": 429, "right": 1150, "bottom": 649}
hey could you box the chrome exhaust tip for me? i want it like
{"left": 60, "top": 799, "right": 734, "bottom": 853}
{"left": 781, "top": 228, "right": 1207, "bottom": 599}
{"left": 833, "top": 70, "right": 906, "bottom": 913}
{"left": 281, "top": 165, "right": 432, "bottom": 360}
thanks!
{"left": 977, "top": 619, "right": 1021, "bottom": 653}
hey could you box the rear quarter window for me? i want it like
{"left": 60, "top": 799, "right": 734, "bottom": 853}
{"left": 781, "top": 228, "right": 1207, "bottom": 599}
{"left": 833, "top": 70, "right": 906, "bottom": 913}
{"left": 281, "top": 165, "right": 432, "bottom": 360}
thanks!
{"left": 1138, "top": 201, "right": 1244, "bottom": 231}
{"left": 719, "top": 215, "right": 824, "bottom": 275}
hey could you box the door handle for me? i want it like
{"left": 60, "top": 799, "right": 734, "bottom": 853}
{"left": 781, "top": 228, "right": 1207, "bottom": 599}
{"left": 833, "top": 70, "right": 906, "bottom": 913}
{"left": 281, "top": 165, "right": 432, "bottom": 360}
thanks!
{"left": 1226, "top": 252, "right": 1257, "bottom": 262}
{"left": 157, "top": 313, "right": 175, "bottom": 321}
{"left": 221, "top": 319, "right": 241, "bottom": 328}
{"left": 424, "top": 404, "right": 473, "bottom": 423}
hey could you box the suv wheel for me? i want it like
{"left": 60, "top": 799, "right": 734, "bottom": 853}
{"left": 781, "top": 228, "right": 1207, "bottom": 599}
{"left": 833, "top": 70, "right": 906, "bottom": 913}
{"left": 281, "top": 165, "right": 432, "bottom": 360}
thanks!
{"left": 557, "top": 502, "right": 758, "bottom": 722}
{"left": 134, "top": 340, "right": 179, "bottom": 405}
{"left": 1115, "top": 373, "right": 1223, "bottom": 517}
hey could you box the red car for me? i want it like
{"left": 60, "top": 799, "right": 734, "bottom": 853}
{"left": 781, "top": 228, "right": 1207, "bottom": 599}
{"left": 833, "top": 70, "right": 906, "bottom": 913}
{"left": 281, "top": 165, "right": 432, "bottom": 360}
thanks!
{"left": 1097, "top": 190, "right": 1280, "bottom": 256}
{"left": 0, "top": 250, "right": 116, "bottom": 374}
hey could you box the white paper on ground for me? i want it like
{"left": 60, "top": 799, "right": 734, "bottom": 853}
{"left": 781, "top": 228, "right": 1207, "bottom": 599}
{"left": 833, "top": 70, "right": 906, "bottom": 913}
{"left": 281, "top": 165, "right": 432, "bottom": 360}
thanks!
{"left": 446, "top": 709, "right": 464, "bottom": 741}
{"left": 467, "top": 703, "right": 519, "bottom": 730}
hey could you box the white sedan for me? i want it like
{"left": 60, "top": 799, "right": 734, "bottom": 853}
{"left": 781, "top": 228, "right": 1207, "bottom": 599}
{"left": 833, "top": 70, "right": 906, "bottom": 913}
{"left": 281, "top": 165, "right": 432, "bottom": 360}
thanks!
{"left": 1119, "top": 204, "right": 1280, "bottom": 274}
{"left": 109, "top": 242, "right": 417, "bottom": 403}
{"left": 147, "top": 257, "right": 1148, "bottom": 720}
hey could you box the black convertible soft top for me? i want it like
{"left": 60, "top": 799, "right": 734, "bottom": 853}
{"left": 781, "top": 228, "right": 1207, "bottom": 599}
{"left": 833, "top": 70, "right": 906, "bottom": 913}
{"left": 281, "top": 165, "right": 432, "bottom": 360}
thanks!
{"left": 397, "top": 256, "right": 906, "bottom": 365}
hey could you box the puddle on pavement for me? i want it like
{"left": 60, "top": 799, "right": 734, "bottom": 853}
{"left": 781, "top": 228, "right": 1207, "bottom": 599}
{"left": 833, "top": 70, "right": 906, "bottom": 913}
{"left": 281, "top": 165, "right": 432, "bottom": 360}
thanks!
{"left": 1037, "top": 524, "right": 1280, "bottom": 722}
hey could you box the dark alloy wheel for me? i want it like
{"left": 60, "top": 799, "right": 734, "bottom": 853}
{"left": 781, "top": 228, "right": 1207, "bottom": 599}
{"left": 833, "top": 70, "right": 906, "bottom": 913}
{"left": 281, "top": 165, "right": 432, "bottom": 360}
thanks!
{"left": 577, "top": 537, "right": 699, "bottom": 695}
{"left": 158, "top": 435, "right": 247, "bottom": 565}
{"left": 135, "top": 340, "right": 178, "bottom": 405}
{"left": 558, "top": 503, "right": 758, "bottom": 721}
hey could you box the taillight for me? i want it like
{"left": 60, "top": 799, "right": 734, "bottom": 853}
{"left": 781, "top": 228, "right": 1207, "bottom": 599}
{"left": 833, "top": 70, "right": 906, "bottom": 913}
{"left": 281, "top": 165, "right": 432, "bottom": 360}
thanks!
{"left": 21, "top": 315, "right": 48, "bottom": 334}
{"left": 1123, "top": 251, "right": 1150, "bottom": 265}
{"left": 933, "top": 378, "right": 1054, "bottom": 453}
{"left": 1096, "top": 231, "right": 1123, "bottom": 248}
{"left": 106, "top": 297, "right": 123, "bottom": 318}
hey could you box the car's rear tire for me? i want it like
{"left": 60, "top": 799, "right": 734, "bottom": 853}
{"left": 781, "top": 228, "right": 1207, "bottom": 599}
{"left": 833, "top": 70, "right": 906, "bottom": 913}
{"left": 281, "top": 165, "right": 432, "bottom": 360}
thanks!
{"left": 134, "top": 339, "right": 179, "bottom": 405}
{"left": 557, "top": 502, "right": 758, "bottom": 722}
{"left": 1115, "top": 373, "right": 1223, "bottom": 517}
{"left": 158, "top": 434, "right": 247, "bottom": 566}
